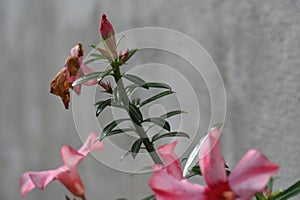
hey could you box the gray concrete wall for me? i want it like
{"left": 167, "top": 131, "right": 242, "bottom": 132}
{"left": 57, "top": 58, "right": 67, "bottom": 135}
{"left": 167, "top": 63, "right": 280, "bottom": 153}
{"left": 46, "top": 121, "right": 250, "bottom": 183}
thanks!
{"left": 1, "top": 0, "right": 300, "bottom": 199}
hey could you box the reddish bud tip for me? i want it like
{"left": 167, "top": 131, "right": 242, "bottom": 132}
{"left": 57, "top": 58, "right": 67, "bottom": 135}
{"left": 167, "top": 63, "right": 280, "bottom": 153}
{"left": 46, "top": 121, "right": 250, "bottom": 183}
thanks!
{"left": 100, "top": 14, "right": 115, "bottom": 40}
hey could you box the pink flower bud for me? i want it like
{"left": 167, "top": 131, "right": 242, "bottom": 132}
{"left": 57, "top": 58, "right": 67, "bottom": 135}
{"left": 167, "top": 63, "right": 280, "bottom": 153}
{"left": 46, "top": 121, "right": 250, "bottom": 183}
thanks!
{"left": 100, "top": 14, "right": 115, "bottom": 40}
{"left": 99, "top": 14, "right": 117, "bottom": 59}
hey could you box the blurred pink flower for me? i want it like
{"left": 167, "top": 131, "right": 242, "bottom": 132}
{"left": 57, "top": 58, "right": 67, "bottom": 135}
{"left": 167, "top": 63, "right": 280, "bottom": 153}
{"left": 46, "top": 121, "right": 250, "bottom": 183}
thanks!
{"left": 149, "top": 130, "right": 279, "bottom": 200}
{"left": 20, "top": 132, "right": 104, "bottom": 200}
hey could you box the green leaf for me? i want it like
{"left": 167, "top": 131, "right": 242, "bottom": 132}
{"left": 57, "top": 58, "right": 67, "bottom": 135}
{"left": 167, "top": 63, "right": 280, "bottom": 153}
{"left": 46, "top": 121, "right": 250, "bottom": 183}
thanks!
{"left": 139, "top": 91, "right": 174, "bottom": 107}
{"left": 95, "top": 99, "right": 112, "bottom": 117}
{"left": 89, "top": 44, "right": 97, "bottom": 49}
{"left": 184, "top": 165, "right": 202, "bottom": 179}
{"left": 120, "top": 150, "right": 131, "bottom": 161}
{"left": 182, "top": 124, "right": 223, "bottom": 178}
{"left": 106, "top": 128, "right": 135, "bottom": 137}
{"left": 144, "top": 110, "right": 186, "bottom": 132}
{"left": 147, "top": 82, "right": 172, "bottom": 90}
{"left": 123, "top": 74, "right": 149, "bottom": 89}
{"left": 143, "top": 118, "right": 171, "bottom": 131}
{"left": 151, "top": 132, "right": 189, "bottom": 143}
{"left": 255, "top": 193, "right": 267, "bottom": 200}
{"left": 142, "top": 194, "right": 155, "bottom": 200}
{"left": 125, "top": 82, "right": 171, "bottom": 96}
{"left": 159, "top": 110, "right": 187, "bottom": 120}
{"left": 72, "top": 69, "right": 113, "bottom": 86}
{"left": 84, "top": 57, "right": 107, "bottom": 65}
{"left": 131, "top": 138, "right": 143, "bottom": 158}
{"left": 273, "top": 180, "right": 300, "bottom": 200}
{"left": 129, "top": 103, "right": 143, "bottom": 124}
{"left": 90, "top": 53, "right": 106, "bottom": 59}
{"left": 100, "top": 118, "right": 130, "bottom": 140}
{"left": 132, "top": 98, "right": 141, "bottom": 107}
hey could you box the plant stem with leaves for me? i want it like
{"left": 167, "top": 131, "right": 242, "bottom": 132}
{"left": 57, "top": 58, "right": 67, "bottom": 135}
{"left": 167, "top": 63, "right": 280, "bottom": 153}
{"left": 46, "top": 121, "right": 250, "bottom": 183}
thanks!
{"left": 111, "top": 62, "right": 163, "bottom": 164}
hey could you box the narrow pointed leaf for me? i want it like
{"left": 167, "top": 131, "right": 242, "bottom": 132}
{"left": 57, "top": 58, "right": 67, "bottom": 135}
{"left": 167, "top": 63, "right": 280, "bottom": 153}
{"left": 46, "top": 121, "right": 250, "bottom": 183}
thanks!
{"left": 139, "top": 91, "right": 174, "bottom": 107}
{"left": 131, "top": 138, "right": 143, "bottom": 158}
{"left": 145, "top": 110, "right": 186, "bottom": 132}
{"left": 255, "top": 193, "right": 267, "bottom": 200}
{"left": 100, "top": 118, "right": 130, "bottom": 140}
{"left": 273, "top": 180, "right": 300, "bottom": 200}
{"left": 183, "top": 124, "right": 223, "bottom": 177}
{"left": 183, "top": 134, "right": 207, "bottom": 178}
{"left": 123, "top": 74, "right": 149, "bottom": 89}
{"left": 143, "top": 118, "right": 170, "bottom": 131}
{"left": 147, "top": 82, "right": 171, "bottom": 90}
{"left": 84, "top": 57, "right": 107, "bottom": 65}
{"left": 142, "top": 194, "right": 156, "bottom": 200}
{"left": 90, "top": 53, "right": 106, "bottom": 59}
{"left": 159, "top": 110, "right": 187, "bottom": 120}
{"left": 151, "top": 132, "right": 189, "bottom": 143}
{"left": 106, "top": 128, "right": 135, "bottom": 137}
{"left": 125, "top": 82, "right": 171, "bottom": 96}
{"left": 72, "top": 69, "right": 113, "bottom": 86}
{"left": 129, "top": 103, "right": 143, "bottom": 124}
{"left": 125, "top": 49, "right": 138, "bottom": 63}
{"left": 120, "top": 150, "right": 131, "bottom": 161}
{"left": 95, "top": 99, "right": 112, "bottom": 117}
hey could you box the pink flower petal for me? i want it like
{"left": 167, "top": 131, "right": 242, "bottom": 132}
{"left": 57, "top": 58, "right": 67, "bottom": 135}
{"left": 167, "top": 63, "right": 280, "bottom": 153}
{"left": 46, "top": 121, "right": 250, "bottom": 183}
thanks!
{"left": 157, "top": 141, "right": 183, "bottom": 180}
{"left": 20, "top": 173, "right": 36, "bottom": 197}
{"left": 80, "top": 64, "right": 98, "bottom": 86}
{"left": 56, "top": 167, "right": 85, "bottom": 198}
{"left": 149, "top": 164, "right": 207, "bottom": 200}
{"left": 228, "top": 149, "right": 279, "bottom": 199}
{"left": 199, "top": 129, "right": 227, "bottom": 188}
{"left": 73, "top": 85, "right": 81, "bottom": 95}
{"left": 78, "top": 132, "right": 104, "bottom": 157}
{"left": 97, "top": 47, "right": 113, "bottom": 62}
{"left": 61, "top": 145, "right": 84, "bottom": 169}
{"left": 20, "top": 167, "right": 65, "bottom": 197}
{"left": 70, "top": 45, "right": 79, "bottom": 57}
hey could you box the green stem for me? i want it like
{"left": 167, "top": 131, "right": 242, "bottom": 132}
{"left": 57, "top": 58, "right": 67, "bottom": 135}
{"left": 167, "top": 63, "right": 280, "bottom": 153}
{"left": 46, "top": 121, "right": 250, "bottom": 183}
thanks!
{"left": 111, "top": 62, "right": 163, "bottom": 164}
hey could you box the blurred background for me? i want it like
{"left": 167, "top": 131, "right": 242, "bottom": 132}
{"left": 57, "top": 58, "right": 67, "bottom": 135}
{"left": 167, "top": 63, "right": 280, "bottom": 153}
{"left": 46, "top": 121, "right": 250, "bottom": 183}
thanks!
{"left": 1, "top": 0, "right": 300, "bottom": 199}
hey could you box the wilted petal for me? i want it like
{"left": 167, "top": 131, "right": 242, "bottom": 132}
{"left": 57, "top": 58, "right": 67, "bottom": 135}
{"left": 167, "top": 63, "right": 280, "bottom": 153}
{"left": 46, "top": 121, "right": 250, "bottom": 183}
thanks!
{"left": 70, "top": 43, "right": 84, "bottom": 57}
{"left": 149, "top": 164, "right": 207, "bottom": 200}
{"left": 157, "top": 141, "right": 183, "bottom": 180}
{"left": 20, "top": 167, "right": 65, "bottom": 197}
{"left": 199, "top": 129, "right": 227, "bottom": 188}
{"left": 78, "top": 132, "right": 104, "bottom": 157}
{"left": 228, "top": 150, "right": 279, "bottom": 199}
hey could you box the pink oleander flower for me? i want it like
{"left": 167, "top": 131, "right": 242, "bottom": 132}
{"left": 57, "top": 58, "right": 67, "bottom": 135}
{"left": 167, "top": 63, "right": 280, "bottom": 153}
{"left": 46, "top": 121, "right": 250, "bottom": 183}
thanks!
{"left": 149, "top": 129, "right": 279, "bottom": 200}
{"left": 20, "top": 132, "right": 104, "bottom": 200}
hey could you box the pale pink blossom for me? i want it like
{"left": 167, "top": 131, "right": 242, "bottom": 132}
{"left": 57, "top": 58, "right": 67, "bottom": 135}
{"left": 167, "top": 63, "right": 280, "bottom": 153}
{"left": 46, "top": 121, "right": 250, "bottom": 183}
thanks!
{"left": 149, "top": 130, "right": 279, "bottom": 200}
{"left": 20, "top": 132, "right": 104, "bottom": 199}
